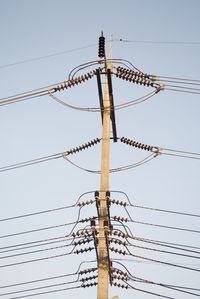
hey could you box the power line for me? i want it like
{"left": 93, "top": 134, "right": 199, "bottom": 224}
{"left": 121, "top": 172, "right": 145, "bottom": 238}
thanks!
{"left": 120, "top": 262, "right": 200, "bottom": 297}
{"left": 0, "top": 44, "right": 97, "bottom": 69}
{"left": 128, "top": 202, "right": 200, "bottom": 218}
{"left": 156, "top": 74, "right": 200, "bottom": 84}
{"left": 0, "top": 262, "right": 97, "bottom": 289}
{"left": 0, "top": 220, "right": 78, "bottom": 239}
{"left": 125, "top": 281, "right": 175, "bottom": 299}
{"left": 0, "top": 243, "right": 75, "bottom": 261}
{"left": 127, "top": 252, "right": 200, "bottom": 273}
{"left": 1, "top": 61, "right": 200, "bottom": 109}
{"left": 0, "top": 251, "right": 74, "bottom": 269}
{"left": 128, "top": 276, "right": 200, "bottom": 297}
{"left": 0, "top": 204, "right": 76, "bottom": 222}
{"left": 120, "top": 136, "right": 200, "bottom": 160}
{"left": 64, "top": 153, "right": 157, "bottom": 174}
{"left": 0, "top": 137, "right": 101, "bottom": 173}
{"left": 48, "top": 89, "right": 158, "bottom": 111}
{"left": 127, "top": 242, "right": 200, "bottom": 260}
{"left": 128, "top": 218, "right": 200, "bottom": 234}
{"left": 2, "top": 38, "right": 200, "bottom": 72}
{"left": 114, "top": 260, "right": 200, "bottom": 294}
{"left": 116, "top": 38, "right": 200, "bottom": 45}
{"left": 0, "top": 272, "right": 77, "bottom": 290}
{"left": 0, "top": 152, "right": 66, "bottom": 172}
{"left": 0, "top": 279, "right": 79, "bottom": 297}
{"left": 0, "top": 69, "right": 96, "bottom": 107}
{"left": 0, "top": 236, "right": 73, "bottom": 254}
{"left": 128, "top": 235, "right": 200, "bottom": 255}
{"left": 2, "top": 285, "right": 82, "bottom": 299}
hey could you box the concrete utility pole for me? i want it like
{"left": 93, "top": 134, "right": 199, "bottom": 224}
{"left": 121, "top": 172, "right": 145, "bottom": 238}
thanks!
{"left": 97, "top": 40, "right": 112, "bottom": 299}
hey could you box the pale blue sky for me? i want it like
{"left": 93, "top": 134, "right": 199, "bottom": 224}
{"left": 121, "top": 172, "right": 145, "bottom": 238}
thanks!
{"left": 0, "top": 1, "right": 200, "bottom": 299}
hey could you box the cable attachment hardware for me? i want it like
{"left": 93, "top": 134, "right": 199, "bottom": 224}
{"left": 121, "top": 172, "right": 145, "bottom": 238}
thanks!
{"left": 72, "top": 228, "right": 92, "bottom": 237}
{"left": 111, "top": 267, "right": 128, "bottom": 277}
{"left": 80, "top": 275, "right": 98, "bottom": 283}
{"left": 112, "top": 282, "right": 128, "bottom": 289}
{"left": 110, "top": 199, "right": 128, "bottom": 207}
{"left": 73, "top": 238, "right": 93, "bottom": 247}
{"left": 66, "top": 137, "right": 101, "bottom": 156}
{"left": 82, "top": 282, "right": 98, "bottom": 288}
{"left": 114, "top": 67, "right": 156, "bottom": 88}
{"left": 112, "top": 216, "right": 128, "bottom": 222}
{"left": 79, "top": 267, "right": 97, "bottom": 275}
{"left": 79, "top": 216, "right": 97, "bottom": 223}
{"left": 109, "top": 237, "right": 128, "bottom": 247}
{"left": 91, "top": 219, "right": 99, "bottom": 261}
{"left": 54, "top": 71, "right": 96, "bottom": 92}
{"left": 120, "top": 137, "right": 160, "bottom": 154}
{"left": 77, "top": 199, "right": 96, "bottom": 207}
{"left": 74, "top": 246, "right": 94, "bottom": 255}
{"left": 110, "top": 247, "right": 127, "bottom": 255}
{"left": 94, "top": 191, "right": 100, "bottom": 216}
{"left": 106, "top": 191, "right": 111, "bottom": 207}
{"left": 120, "top": 137, "right": 153, "bottom": 151}
{"left": 115, "top": 67, "right": 151, "bottom": 79}
{"left": 112, "top": 230, "right": 128, "bottom": 239}
{"left": 98, "top": 31, "right": 105, "bottom": 58}
{"left": 111, "top": 274, "right": 129, "bottom": 282}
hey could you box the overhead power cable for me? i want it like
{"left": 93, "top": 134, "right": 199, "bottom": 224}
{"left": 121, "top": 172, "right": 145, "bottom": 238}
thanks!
{"left": 127, "top": 242, "right": 200, "bottom": 260}
{"left": 0, "top": 272, "right": 97, "bottom": 298}
{"left": 0, "top": 279, "right": 80, "bottom": 298}
{"left": 0, "top": 251, "right": 74, "bottom": 269}
{"left": 0, "top": 44, "right": 97, "bottom": 69}
{"left": 125, "top": 281, "right": 175, "bottom": 299}
{"left": 0, "top": 243, "right": 75, "bottom": 261}
{"left": 0, "top": 137, "right": 101, "bottom": 173}
{"left": 0, "top": 70, "right": 96, "bottom": 107}
{"left": 128, "top": 235, "right": 200, "bottom": 255}
{"left": 128, "top": 202, "right": 200, "bottom": 218}
{"left": 116, "top": 38, "right": 200, "bottom": 45}
{"left": 64, "top": 152, "right": 157, "bottom": 174}
{"left": 1, "top": 285, "right": 82, "bottom": 299}
{"left": 114, "top": 65, "right": 200, "bottom": 95}
{"left": 0, "top": 152, "right": 65, "bottom": 172}
{"left": 128, "top": 218, "right": 200, "bottom": 234}
{"left": 128, "top": 275, "right": 200, "bottom": 297}
{"left": 120, "top": 137, "right": 200, "bottom": 161}
{"left": 0, "top": 261, "right": 97, "bottom": 289}
{"left": 114, "top": 261, "right": 200, "bottom": 297}
{"left": 48, "top": 89, "right": 159, "bottom": 111}
{"left": 0, "top": 204, "right": 76, "bottom": 222}
{"left": 0, "top": 272, "right": 77, "bottom": 290}
{"left": 110, "top": 226, "right": 200, "bottom": 259}
{"left": 0, "top": 236, "right": 74, "bottom": 254}
{"left": 126, "top": 252, "right": 200, "bottom": 273}
{"left": 2, "top": 58, "right": 200, "bottom": 109}
{"left": 0, "top": 220, "right": 78, "bottom": 239}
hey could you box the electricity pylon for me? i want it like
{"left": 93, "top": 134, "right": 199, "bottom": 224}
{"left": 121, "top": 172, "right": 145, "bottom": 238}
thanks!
{"left": 97, "top": 34, "right": 114, "bottom": 299}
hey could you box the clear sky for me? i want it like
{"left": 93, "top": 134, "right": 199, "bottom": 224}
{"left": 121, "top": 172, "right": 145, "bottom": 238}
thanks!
{"left": 0, "top": 1, "right": 200, "bottom": 299}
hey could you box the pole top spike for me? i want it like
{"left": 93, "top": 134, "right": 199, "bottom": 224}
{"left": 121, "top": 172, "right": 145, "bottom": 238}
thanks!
{"left": 101, "top": 30, "right": 104, "bottom": 37}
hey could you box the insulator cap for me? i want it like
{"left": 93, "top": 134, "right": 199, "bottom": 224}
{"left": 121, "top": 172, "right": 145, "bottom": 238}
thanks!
{"left": 79, "top": 267, "right": 97, "bottom": 275}
{"left": 82, "top": 282, "right": 98, "bottom": 288}
{"left": 98, "top": 34, "right": 105, "bottom": 58}
{"left": 67, "top": 138, "right": 101, "bottom": 156}
{"left": 90, "top": 219, "right": 96, "bottom": 227}
{"left": 113, "top": 282, "right": 128, "bottom": 289}
{"left": 120, "top": 137, "right": 154, "bottom": 152}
